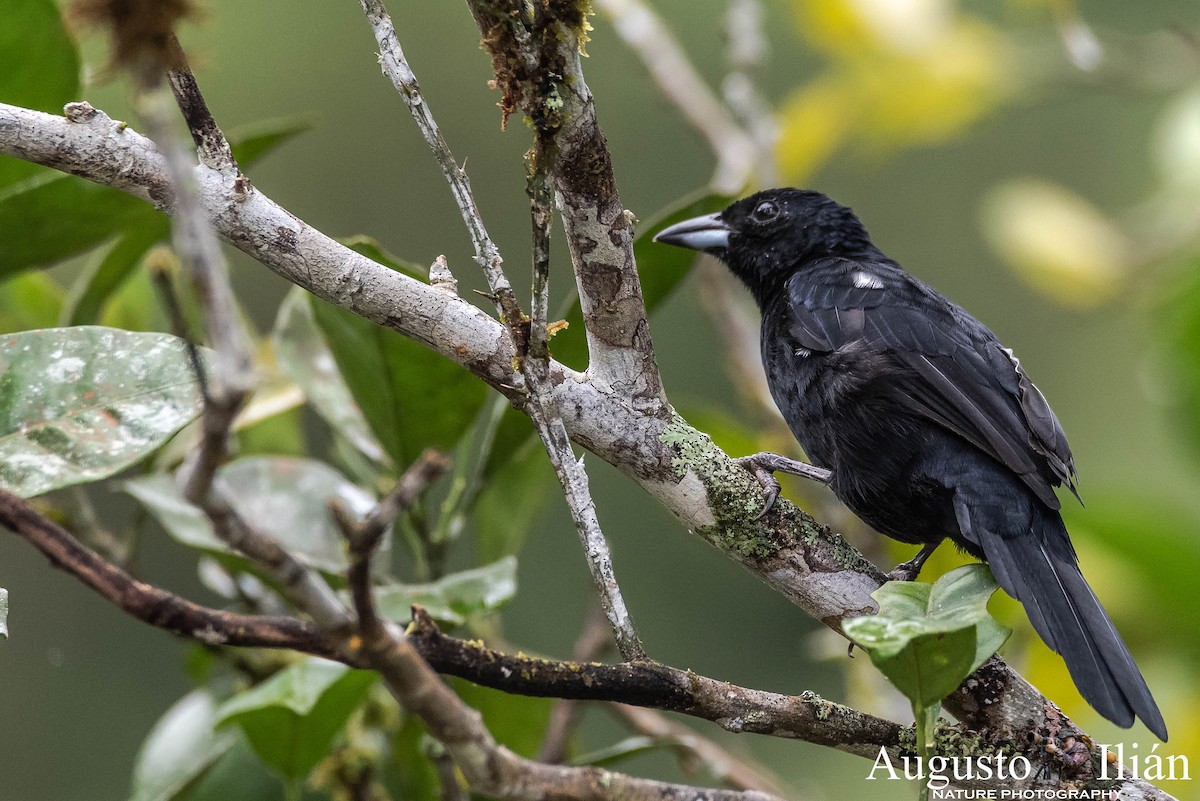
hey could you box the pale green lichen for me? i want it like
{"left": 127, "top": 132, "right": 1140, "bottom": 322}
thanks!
{"left": 659, "top": 413, "right": 876, "bottom": 573}
{"left": 897, "top": 720, "right": 996, "bottom": 759}
{"left": 800, "top": 690, "right": 838, "bottom": 722}
{"left": 659, "top": 414, "right": 788, "bottom": 559}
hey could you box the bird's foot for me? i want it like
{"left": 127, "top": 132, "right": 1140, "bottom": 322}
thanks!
{"left": 734, "top": 452, "right": 832, "bottom": 520}
{"left": 886, "top": 542, "right": 940, "bottom": 582}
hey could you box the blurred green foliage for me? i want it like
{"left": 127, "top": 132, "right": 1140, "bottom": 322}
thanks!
{"left": 1, "top": 0, "right": 1199, "bottom": 799}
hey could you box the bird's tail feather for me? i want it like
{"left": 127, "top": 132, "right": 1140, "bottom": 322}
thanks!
{"left": 954, "top": 495, "right": 1166, "bottom": 740}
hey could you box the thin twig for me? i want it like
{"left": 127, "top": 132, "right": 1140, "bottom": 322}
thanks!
{"left": 331, "top": 460, "right": 775, "bottom": 801}
{"left": 360, "top": 0, "right": 644, "bottom": 661}
{"left": 165, "top": 35, "right": 238, "bottom": 174}
{"left": 722, "top": 0, "right": 777, "bottom": 186}
{"left": 356, "top": 0, "right": 526, "bottom": 355}
{"left": 407, "top": 608, "right": 898, "bottom": 758}
{"left": 331, "top": 448, "right": 452, "bottom": 634}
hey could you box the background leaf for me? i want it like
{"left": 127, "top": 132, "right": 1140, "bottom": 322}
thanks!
{"left": 271, "top": 288, "right": 388, "bottom": 465}
{"left": 374, "top": 556, "right": 518, "bottom": 626}
{"left": 215, "top": 658, "right": 377, "bottom": 782}
{"left": 0, "top": 327, "right": 204, "bottom": 497}
{"left": 124, "top": 456, "right": 376, "bottom": 573}
{"left": 0, "top": 0, "right": 79, "bottom": 188}
{"left": 311, "top": 294, "right": 487, "bottom": 470}
{"left": 0, "top": 271, "right": 64, "bottom": 332}
{"left": 129, "top": 690, "right": 237, "bottom": 801}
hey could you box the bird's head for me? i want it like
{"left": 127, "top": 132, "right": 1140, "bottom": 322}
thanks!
{"left": 653, "top": 188, "right": 875, "bottom": 302}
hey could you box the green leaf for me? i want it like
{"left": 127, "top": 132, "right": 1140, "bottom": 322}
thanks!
{"left": 385, "top": 718, "right": 441, "bottom": 801}
{"left": 451, "top": 680, "right": 552, "bottom": 759}
{"left": 431, "top": 395, "right": 508, "bottom": 548}
{"left": 216, "top": 658, "right": 377, "bottom": 782}
{"left": 174, "top": 737, "right": 291, "bottom": 801}
{"left": 0, "top": 172, "right": 153, "bottom": 280}
{"left": 311, "top": 293, "right": 487, "bottom": 469}
{"left": 61, "top": 221, "right": 171, "bottom": 326}
{"left": 0, "top": 0, "right": 79, "bottom": 188}
{"left": 129, "top": 690, "right": 237, "bottom": 801}
{"left": 374, "top": 556, "right": 518, "bottom": 626}
{"left": 0, "top": 587, "right": 8, "bottom": 638}
{"left": 0, "top": 271, "right": 65, "bottom": 333}
{"left": 124, "top": 456, "right": 377, "bottom": 573}
{"left": 272, "top": 288, "right": 389, "bottom": 465}
{"left": 843, "top": 564, "right": 1010, "bottom": 709}
{"left": 475, "top": 442, "right": 553, "bottom": 562}
{"left": 339, "top": 235, "right": 425, "bottom": 280}
{"left": 552, "top": 191, "right": 731, "bottom": 370}
{"left": 1159, "top": 258, "right": 1200, "bottom": 464}
{"left": 228, "top": 119, "right": 310, "bottom": 167}
{"left": 0, "top": 327, "right": 204, "bottom": 497}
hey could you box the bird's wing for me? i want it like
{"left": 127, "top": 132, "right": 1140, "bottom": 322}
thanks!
{"left": 785, "top": 262, "right": 1078, "bottom": 509}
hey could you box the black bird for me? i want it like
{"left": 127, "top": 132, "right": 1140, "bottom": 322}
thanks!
{"left": 654, "top": 188, "right": 1166, "bottom": 740}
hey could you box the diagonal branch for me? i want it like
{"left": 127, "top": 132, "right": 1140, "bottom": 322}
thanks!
{"left": 357, "top": 0, "right": 525, "bottom": 352}
{"left": 0, "top": 487, "right": 341, "bottom": 659}
{"left": 131, "top": 53, "right": 351, "bottom": 633}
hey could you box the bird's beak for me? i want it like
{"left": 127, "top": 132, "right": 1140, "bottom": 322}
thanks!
{"left": 653, "top": 212, "right": 731, "bottom": 253}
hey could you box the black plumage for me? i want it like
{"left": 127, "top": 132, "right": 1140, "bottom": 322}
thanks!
{"left": 654, "top": 188, "right": 1166, "bottom": 740}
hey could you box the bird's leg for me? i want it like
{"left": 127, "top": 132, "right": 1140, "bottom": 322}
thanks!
{"left": 734, "top": 452, "right": 832, "bottom": 519}
{"left": 887, "top": 542, "right": 940, "bottom": 582}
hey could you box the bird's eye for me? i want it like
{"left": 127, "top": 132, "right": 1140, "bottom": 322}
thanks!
{"left": 751, "top": 200, "right": 780, "bottom": 223}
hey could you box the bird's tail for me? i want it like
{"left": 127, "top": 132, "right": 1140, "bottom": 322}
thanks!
{"left": 954, "top": 494, "right": 1167, "bottom": 741}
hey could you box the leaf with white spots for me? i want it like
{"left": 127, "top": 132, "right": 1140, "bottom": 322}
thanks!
{"left": 0, "top": 327, "right": 204, "bottom": 497}
{"left": 124, "top": 456, "right": 377, "bottom": 573}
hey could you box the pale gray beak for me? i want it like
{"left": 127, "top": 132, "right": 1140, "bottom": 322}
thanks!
{"left": 653, "top": 212, "right": 731, "bottom": 253}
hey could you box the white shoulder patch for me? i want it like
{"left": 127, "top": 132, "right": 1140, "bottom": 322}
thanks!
{"left": 852, "top": 271, "right": 884, "bottom": 290}
{"left": 795, "top": 346, "right": 812, "bottom": 358}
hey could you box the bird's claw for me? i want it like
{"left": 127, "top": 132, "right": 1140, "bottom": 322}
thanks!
{"left": 735, "top": 455, "right": 783, "bottom": 520}
{"left": 735, "top": 452, "right": 831, "bottom": 520}
{"left": 885, "top": 542, "right": 939, "bottom": 582}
